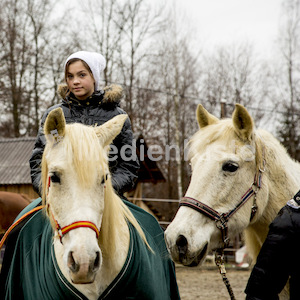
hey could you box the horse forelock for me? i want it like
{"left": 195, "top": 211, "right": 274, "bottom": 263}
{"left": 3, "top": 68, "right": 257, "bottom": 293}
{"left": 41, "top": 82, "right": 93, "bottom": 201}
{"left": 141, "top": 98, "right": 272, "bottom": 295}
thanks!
{"left": 65, "top": 124, "right": 107, "bottom": 187}
{"left": 188, "top": 119, "right": 242, "bottom": 159}
{"left": 188, "top": 118, "right": 265, "bottom": 175}
{"left": 50, "top": 124, "right": 107, "bottom": 183}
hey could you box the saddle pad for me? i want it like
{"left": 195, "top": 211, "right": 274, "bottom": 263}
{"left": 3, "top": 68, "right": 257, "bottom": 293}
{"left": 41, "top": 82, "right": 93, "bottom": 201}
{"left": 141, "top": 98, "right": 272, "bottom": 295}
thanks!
{"left": 0, "top": 198, "right": 180, "bottom": 300}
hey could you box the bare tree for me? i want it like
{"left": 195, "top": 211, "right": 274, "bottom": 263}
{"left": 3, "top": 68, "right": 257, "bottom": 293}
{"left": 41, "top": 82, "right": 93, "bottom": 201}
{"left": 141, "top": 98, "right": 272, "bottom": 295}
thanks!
{"left": 148, "top": 10, "right": 200, "bottom": 199}
{"left": 276, "top": 0, "right": 300, "bottom": 160}
{"left": 0, "top": 0, "right": 67, "bottom": 137}
{"left": 199, "top": 43, "right": 271, "bottom": 122}
{"left": 79, "top": 0, "right": 126, "bottom": 85}
{"left": 116, "top": 0, "right": 166, "bottom": 126}
{"left": 26, "top": 0, "right": 58, "bottom": 132}
{"left": 0, "top": 0, "right": 31, "bottom": 137}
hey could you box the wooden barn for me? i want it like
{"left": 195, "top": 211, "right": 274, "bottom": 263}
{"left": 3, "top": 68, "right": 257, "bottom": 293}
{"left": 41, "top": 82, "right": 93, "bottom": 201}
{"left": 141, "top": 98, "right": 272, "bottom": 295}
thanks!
{"left": 0, "top": 137, "right": 39, "bottom": 199}
{"left": 0, "top": 135, "right": 166, "bottom": 215}
{"left": 125, "top": 133, "right": 166, "bottom": 217}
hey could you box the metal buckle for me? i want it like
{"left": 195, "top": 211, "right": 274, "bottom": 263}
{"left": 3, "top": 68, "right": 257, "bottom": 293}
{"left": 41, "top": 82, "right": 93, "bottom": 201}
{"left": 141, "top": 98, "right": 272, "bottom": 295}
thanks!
{"left": 259, "top": 159, "right": 266, "bottom": 173}
{"left": 215, "top": 214, "right": 227, "bottom": 230}
{"left": 251, "top": 182, "right": 260, "bottom": 194}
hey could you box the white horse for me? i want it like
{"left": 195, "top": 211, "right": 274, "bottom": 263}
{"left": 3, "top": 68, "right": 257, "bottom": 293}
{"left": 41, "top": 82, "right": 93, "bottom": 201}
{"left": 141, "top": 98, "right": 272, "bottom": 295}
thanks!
{"left": 0, "top": 108, "right": 179, "bottom": 300}
{"left": 165, "top": 104, "right": 300, "bottom": 298}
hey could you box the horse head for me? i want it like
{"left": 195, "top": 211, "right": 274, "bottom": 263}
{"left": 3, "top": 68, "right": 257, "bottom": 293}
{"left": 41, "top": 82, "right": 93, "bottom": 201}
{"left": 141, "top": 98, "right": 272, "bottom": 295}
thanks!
{"left": 42, "top": 108, "right": 127, "bottom": 284}
{"left": 165, "top": 104, "right": 271, "bottom": 266}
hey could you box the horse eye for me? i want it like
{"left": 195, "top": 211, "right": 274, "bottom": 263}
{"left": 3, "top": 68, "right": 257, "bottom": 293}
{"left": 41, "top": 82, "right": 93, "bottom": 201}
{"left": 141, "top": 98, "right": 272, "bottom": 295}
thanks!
{"left": 222, "top": 161, "right": 239, "bottom": 172}
{"left": 101, "top": 174, "right": 108, "bottom": 185}
{"left": 50, "top": 172, "right": 61, "bottom": 183}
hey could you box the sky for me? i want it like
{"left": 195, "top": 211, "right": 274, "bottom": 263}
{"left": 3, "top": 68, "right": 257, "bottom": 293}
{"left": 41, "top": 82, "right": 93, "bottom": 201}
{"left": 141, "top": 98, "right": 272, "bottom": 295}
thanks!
{"left": 64, "top": 0, "right": 283, "bottom": 59}
{"left": 167, "top": 0, "right": 283, "bottom": 58}
{"left": 156, "top": 0, "right": 285, "bottom": 133}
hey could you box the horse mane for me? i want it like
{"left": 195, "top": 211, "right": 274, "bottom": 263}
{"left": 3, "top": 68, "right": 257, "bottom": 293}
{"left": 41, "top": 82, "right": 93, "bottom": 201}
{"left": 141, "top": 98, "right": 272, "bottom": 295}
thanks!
{"left": 100, "top": 176, "right": 152, "bottom": 264}
{"left": 41, "top": 123, "right": 151, "bottom": 264}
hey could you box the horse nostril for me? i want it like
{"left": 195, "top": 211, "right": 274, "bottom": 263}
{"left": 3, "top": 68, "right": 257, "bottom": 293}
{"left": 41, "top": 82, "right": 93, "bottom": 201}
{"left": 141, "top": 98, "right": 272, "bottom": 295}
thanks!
{"left": 176, "top": 234, "right": 188, "bottom": 247}
{"left": 176, "top": 235, "right": 188, "bottom": 256}
{"left": 67, "top": 251, "right": 79, "bottom": 273}
{"left": 93, "top": 251, "right": 100, "bottom": 271}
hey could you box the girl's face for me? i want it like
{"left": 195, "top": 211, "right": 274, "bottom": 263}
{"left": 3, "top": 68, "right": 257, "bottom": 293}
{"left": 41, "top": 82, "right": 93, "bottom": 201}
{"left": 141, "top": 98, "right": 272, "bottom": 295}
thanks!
{"left": 66, "top": 61, "right": 95, "bottom": 100}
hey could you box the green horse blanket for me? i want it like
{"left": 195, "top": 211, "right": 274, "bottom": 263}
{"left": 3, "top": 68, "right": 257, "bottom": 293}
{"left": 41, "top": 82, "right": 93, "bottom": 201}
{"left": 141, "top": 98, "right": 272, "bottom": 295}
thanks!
{"left": 0, "top": 198, "right": 180, "bottom": 300}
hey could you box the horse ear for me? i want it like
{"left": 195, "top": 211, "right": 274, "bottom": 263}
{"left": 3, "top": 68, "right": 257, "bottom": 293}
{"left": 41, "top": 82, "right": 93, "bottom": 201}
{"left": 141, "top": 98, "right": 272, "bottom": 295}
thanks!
{"left": 196, "top": 104, "right": 219, "bottom": 128}
{"left": 232, "top": 104, "right": 254, "bottom": 141}
{"left": 95, "top": 114, "right": 128, "bottom": 147}
{"left": 44, "top": 108, "right": 66, "bottom": 142}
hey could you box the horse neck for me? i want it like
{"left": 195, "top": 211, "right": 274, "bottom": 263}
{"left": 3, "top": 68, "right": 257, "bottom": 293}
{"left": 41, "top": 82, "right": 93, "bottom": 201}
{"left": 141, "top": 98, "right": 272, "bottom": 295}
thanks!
{"left": 99, "top": 207, "right": 130, "bottom": 275}
{"left": 245, "top": 132, "right": 300, "bottom": 260}
{"left": 257, "top": 130, "right": 300, "bottom": 213}
{"left": 96, "top": 192, "right": 130, "bottom": 294}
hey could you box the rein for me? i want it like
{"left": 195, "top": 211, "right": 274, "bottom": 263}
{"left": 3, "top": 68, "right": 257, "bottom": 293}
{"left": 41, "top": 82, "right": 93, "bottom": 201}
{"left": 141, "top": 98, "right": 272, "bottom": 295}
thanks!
{"left": 179, "top": 162, "right": 265, "bottom": 300}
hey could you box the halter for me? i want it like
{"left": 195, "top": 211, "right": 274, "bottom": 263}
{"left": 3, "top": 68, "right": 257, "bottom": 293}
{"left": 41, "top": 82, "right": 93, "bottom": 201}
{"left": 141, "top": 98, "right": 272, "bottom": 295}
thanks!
{"left": 179, "top": 171, "right": 262, "bottom": 247}
{"left": 179, "top": 160, "right": 265, "bottom": 300}
{"left": 47, "top": 176, "right": 100, "bottom": 244}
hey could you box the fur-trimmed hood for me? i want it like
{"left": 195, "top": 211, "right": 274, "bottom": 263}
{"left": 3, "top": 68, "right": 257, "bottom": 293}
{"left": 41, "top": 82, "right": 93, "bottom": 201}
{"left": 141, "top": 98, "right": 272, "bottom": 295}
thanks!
{"left": 29, "top": 83, "right": 138, "bottom": 198}
{"left": 57, "top": 84, "right": 124, "bottom": 105}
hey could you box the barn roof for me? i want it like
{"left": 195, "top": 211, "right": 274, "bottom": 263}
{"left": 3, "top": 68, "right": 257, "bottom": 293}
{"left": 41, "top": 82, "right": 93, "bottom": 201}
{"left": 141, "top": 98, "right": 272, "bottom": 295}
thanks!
{"left": 0, "top": 137, "right": 35, "bottom": 185}
{"left": 0, "top": 135, "right": 166, "bottom": 185}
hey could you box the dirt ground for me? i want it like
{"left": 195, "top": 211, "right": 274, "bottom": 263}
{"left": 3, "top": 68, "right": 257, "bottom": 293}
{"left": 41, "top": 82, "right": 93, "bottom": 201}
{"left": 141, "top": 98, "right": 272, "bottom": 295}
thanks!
{"left": 0, "top": 251, "right": 250, "bottom": 300}
{"left": 176, "top": 266, "right": 251, "bottom": 300}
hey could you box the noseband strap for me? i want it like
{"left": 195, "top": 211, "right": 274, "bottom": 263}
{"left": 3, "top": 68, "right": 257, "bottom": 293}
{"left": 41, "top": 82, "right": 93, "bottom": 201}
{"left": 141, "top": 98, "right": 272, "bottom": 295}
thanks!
{"left": 179, "top": 197, "right": 230, "bottom": 245}
{"left": 55, "top": 220, "right": 100, "bottom": 242}
{"left": 48, "top": 205, "right": 99, "bottom": 243}
{"left": 179, "top": 167, "right": 263, "bottom": 247}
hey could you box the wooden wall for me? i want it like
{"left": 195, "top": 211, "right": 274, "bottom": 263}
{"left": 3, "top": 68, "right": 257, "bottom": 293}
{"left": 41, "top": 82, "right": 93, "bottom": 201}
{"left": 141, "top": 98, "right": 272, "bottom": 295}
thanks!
{"left": 0, "top": 184, "right": 39, "bottom": 200}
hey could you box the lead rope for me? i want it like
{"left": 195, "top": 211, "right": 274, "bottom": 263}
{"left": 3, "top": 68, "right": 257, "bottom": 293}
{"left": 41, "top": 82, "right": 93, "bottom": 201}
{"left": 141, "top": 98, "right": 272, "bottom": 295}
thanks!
{"left": 180, "top": 153, "right": 265, "bottom": 299}
{"left": 215, "top": 248, "right": 236, "bottom": 300}
{"left": 214, "top": 159, "right": 265, "bottom": 300}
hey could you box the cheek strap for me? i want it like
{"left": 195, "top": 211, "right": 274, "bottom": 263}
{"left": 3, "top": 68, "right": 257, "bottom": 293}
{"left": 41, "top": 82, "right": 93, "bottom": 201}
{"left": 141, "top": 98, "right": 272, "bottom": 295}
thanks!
{"left": 46, "top": 177, "right": 100, "bottom": 243}
{"left": 47, "top": 176, "right": 51, "bottom": 196}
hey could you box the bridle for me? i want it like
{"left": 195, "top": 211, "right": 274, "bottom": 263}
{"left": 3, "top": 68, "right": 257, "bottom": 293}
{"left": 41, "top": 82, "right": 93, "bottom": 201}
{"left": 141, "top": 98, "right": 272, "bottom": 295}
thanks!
{"left": 179, "top": 159, "right": 265, "bottom": 300}
{"left": 46, "top": 176, "right": 100, "bottom": 244}
{"left": 179, "top": 170, "right": 263, "bottom": 248}
{"left": 48, "top": 207, "right": 100, "bottom": 243}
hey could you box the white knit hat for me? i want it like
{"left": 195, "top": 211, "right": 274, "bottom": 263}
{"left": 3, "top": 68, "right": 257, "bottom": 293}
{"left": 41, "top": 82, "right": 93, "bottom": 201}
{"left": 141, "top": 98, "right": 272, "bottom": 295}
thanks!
{"left": 64, "top": 51, "right": 106, "bottom": 91}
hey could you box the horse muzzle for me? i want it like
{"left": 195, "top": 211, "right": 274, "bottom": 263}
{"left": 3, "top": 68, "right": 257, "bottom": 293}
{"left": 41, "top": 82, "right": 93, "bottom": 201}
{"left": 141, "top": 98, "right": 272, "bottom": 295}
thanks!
{"left": 166, "top": 232, "right": 208, "bottom": 267}
{"left": 67, "top": 250, "right": 101, "bottom": 284}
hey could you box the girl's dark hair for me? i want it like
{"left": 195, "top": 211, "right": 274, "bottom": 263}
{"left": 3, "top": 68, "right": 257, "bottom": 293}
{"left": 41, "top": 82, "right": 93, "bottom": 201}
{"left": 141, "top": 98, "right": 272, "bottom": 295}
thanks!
{"left": 65, "top": 58, "right": 94, "bottom": 80}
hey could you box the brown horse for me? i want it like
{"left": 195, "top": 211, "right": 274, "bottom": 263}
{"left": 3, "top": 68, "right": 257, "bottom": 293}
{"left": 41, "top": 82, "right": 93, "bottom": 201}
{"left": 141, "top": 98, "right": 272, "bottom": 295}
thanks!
{"left": 0, "top": 191, "right": 31, "bottom": 234}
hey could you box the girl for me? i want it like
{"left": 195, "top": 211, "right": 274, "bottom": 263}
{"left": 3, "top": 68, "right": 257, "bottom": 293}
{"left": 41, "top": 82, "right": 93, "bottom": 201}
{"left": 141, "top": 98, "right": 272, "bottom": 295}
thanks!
{"left": 29, "top": 51, "right": 139, "bottom": 197}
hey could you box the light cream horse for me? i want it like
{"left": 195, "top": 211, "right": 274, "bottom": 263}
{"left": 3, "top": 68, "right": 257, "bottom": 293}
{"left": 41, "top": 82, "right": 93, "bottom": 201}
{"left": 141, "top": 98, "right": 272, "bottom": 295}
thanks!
{"left": 42, "top": 108, "right": 148, "bottom": 298}
{"left": 165, "top": 104, "right": 300, "bottom": 299}
{"left": 1, "top": 107, "right": 179, "bottom": 299}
